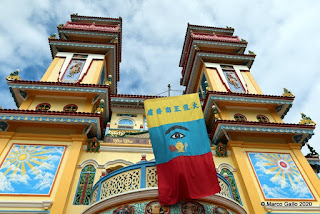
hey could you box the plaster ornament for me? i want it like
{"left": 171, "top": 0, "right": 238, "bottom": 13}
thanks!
{"left": 282, "top": 88, "right": 295, "bottom": 97}
{"left": 299, "top": 113, "right": 316, "bottom": 125}
{"left": 6, "top": 69, "right": 21, "bottom": 81}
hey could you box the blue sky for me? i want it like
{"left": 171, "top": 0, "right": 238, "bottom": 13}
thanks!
{"left": 0, "top": 0, "right": 320, "bottom": 155}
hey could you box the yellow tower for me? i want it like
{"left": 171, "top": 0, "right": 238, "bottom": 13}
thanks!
{"left": 179, "top": 24, "right": 320, "bottom": 213}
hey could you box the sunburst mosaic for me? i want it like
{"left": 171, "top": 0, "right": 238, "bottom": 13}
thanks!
{"left": 0, "top": 144, "right": 66, "bottom": 195}
{"left": 247, "top": 152, "right": 314, "bottom": 200}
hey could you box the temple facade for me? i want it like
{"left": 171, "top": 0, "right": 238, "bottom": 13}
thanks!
{"left": 0, "top": 14, "right": 319, "bottom": 214}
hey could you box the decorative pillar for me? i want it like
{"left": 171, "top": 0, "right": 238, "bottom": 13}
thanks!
{"left": 0, "top": 132, "right": 14, "bottom": 155}
{"left": 50, "top": 134, "right": 86, "bottom": 214}
{"left": 289, "top": 143, "right": 320, "bottom": 197}
{"left": 229, "top": 142, "right": 264, "bottom": 214}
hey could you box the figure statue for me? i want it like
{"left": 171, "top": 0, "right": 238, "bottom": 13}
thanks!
{"left": 226, "top": 73, "right": 240, "bottom": 88}
{"left": 305, "top": 143, "right": 319, "bottom": 158}
{"left": 6, "top": 69, "right": 21, "bottom": 81}
{"left": 212, "top": 105, "right": 220, "bottom": 120}
{"left": 299, "top": 113, "right": 316, "bottom": 125}
{"left": 105, "top": 75, "right": 112, "bottom": 85}
{"left": 282, "top": 88, "right": 295, "bottom": 97}
{"left": 95, "top": 99, "right": 105, "bottom": 114}
{"left": 248, "top": 50, "right": 255, "bottom": 55}
{"left": 49, "top": 33, "right": 56, "bottom": 39}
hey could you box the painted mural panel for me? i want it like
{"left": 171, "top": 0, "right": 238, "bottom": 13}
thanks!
{"left": 247, "top": 152, "right": 314, "bottom": 200}
{"left": 0, "top": 144, "right": 66, "bottom": 195}
{"left": 223, "top": 70, "right": 245, "bottom": 93}
{"left": 61, "top": 59, "right": 86, "bottom": 83}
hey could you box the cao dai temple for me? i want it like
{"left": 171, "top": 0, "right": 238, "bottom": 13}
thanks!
{"left": 0, "top": 14, "right": 319, "bottom": 214}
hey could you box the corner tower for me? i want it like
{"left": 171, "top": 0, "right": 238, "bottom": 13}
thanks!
{"left": 180, "top": 24, "right": 320, "bottom": 213}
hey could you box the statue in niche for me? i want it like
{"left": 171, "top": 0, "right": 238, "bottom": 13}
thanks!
{"left": 226, "top": 72, "right": 240, "bottom": 89}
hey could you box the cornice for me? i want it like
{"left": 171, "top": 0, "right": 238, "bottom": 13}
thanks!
{"left": 0, "top": 200, "right": 52, "bottom": 209}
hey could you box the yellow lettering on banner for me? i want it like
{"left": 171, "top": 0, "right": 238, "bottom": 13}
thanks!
{"left": 144, "top": 93, "right": 204, "bottom": 128}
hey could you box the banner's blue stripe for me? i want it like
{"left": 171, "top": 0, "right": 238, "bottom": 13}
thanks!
{"left": 149, "top": 118, "right": 211, "bottom": 164}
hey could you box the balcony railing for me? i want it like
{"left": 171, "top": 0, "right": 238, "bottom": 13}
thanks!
{"left": 90, "top": 160, "right": 234, "bottom": 204}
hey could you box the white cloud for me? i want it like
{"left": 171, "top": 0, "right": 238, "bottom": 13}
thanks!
{"left": 261, "top": 184, "right": 288, "bottom": 198}
{"left": 0, "top": 0, "right": 319, "bottom": 155}
{"left": 33, "top": 172, "right": 54, "bottom": 191}
{"left": 8, "top": 173, "right": 30, "bottom": 185}
{"left": 0, "top": 172, "right": 14, "bottom": 192}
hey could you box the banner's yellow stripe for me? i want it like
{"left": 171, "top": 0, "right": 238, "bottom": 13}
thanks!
{"left": 144, "top": 93, "right": 203, "bottom": 128}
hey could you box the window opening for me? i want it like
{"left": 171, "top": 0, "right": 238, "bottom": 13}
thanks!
{"left": 73, "top": 165, "right": 96, "bottom": 205}
{"left": 234, "top": 114, "right": 247, "bottom": 122}
{"left": 64, "top": 104, "right": 78, "bottom": 112}
{"left": 118, "top": 119, "right": 134, "bottom": 129}
{"left": 36, "top": 103, "right": 51, "bottom": 111}
{"left": 257, "top": 115, "right": 269, "bottom": 123}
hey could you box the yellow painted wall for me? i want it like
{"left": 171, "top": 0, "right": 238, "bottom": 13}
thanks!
{"left": 206, "top": 67, "right": 227, "bottom": 92}
{"left": 204, "top": 63, "right": 263, "bottom": 95}
{"left": 225, "top": 106, "right": 276, "bottom": 122}
{"left": 28, "top": 96, "right": 87, "bottom": 112}
{"left": 65, "top": 147, "right": 155, "bottom": 213}
{"left": 45, "top": 58, "right": 66, "bottom": 82}
{"left": 240, "top": 72, "right": 258, "bottom": 94}
{"left": 81, "top": 60, "right": 104, "bottom": 84}
{"left": 109, "top": 112, "right": 145, "bottom": 130}
{"left": 229, "top": 142, "right": 320, "bottom": 214}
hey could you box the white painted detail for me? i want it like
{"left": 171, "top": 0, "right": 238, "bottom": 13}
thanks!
{"left": 56, "top": 52, "right": 104, "bottom": 82}
{"left": 217, "top": 163, "right": 236, "bottom": 172}
{"left": 204, "top": 62, "right": 248, "bottom": 93}
{"left": 0, "top": 200, "right": 52, "bottom": 209}
{"left": 103, "top": 159, "right": 134, "bottom": 168}
{"left": 233, "top": 65, "right": 248, "bottom": 92}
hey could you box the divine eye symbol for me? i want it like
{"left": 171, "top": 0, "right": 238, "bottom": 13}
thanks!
{"left": 170, "top": 132, "right": 185, "bottom": 139}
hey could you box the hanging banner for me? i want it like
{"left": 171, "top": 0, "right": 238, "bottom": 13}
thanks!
{"left": 144, "top": 93, "right": 220, "bottom": 205}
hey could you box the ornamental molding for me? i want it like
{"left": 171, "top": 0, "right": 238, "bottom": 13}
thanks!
{"left": 0, "top": 114, "right": 100, "bottom": 138}
{"left": 212, "top": 124, "right": 314, "bottom": 145}
{"left": 78, "top": 159, "right": 103, "bottom": 169}
{"left": 0, "top": 114, "right": 99, "bottom": 124}
{"left": 195, "top": 40, "right": 246, "bottom": 48}
{"left": 59, "top": 30, "right": 117, "bottom": 37}
{"left": 49, "top": 41, "right": 115, "bottom": 49}
{"left": 217, "top": 163, "right": 236, "bottom": 172}
{"left": 0, "top": 200, "right": 52, "bottom": 209}
{"left": 83, "top": 188, "right": 246, "bottom": 214}
{"left": 78, "top": 159, "right": 134, "bottom": 169}
{"left": 204, "top": 95, "right": 293, "bottom": 117}
{"left": 72, "top": 17, "right": 121, "bottom": 24}
{"left": 103, "top": 159, "right": 134, "bottom": 168}
{"left": 189, "top": 26, "right": 233, "bottom": 34}
{"left": 9, "top": 84, "right": 108, "bottom": 93}
{"left": 111, "top": 98, "right": 143, "bottom": 103}
{"left": 82, "top": 145, "right": 153, "bottom": 153}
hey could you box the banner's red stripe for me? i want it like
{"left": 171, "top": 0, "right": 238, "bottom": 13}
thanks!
{"left": 156, "top": 152, "right": 221, "bottom": 205}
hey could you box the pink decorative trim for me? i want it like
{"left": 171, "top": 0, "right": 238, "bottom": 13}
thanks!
{"left": 64, "top": 21, "right": 119, "bottom": 32}
{"left": 191, "top": 32, "right": 241, "bottom": 43}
